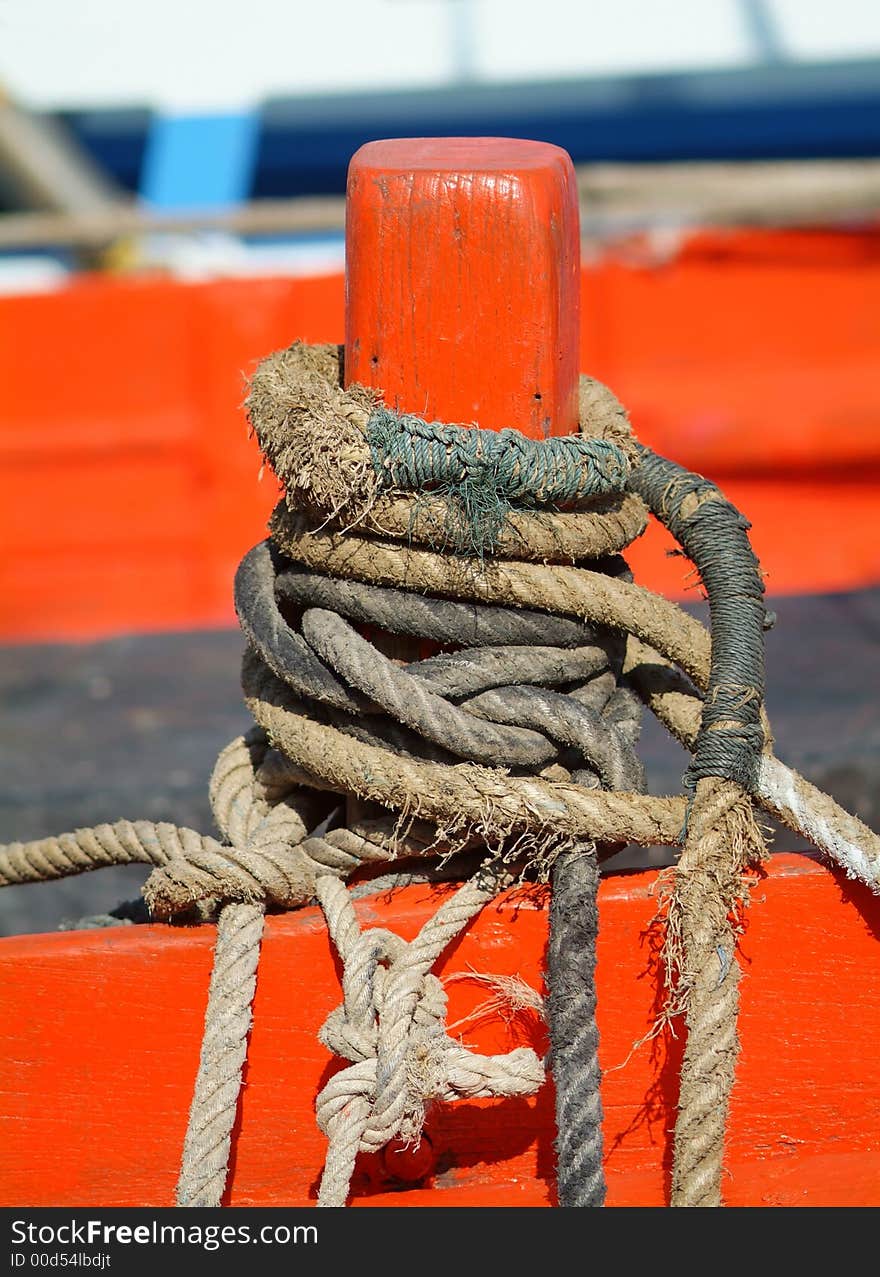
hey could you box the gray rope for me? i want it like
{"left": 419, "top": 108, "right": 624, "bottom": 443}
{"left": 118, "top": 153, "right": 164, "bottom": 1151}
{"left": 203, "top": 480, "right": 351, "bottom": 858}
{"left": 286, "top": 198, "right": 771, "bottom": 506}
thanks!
{"left": 238, "top": 539, "right": 643, "bottom": 784}
{"left": 302, "top": 608, "right": 556, "bottom": 768}
{"left": 549, "top": 845, "right": 605, "bottom": 1207}
{"left": 547, "top": 656, "right": 645, "bottom": 1206}
{"left": 461, "top": 685, "right": 645, "bottom": 792}
{"left": 235, "top": 541, "right": 370, "bottom": 714}
{"left": 274, "top": 562, "right": 616, "bottom": 649}
{"left": 319, "top": 702, "right": 461, "bottom": 767}
{"left": 629, "top": 446, "right": 767, "bottom": 795}
{"left": 407, "top": 643, "right": 620, "bottom": 698}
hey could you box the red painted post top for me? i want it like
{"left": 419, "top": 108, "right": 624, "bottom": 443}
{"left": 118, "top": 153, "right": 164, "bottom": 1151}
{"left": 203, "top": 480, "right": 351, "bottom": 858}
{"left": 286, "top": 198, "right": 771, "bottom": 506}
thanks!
{"left": 345, "top": 137, "right": 580, "bottom": 439}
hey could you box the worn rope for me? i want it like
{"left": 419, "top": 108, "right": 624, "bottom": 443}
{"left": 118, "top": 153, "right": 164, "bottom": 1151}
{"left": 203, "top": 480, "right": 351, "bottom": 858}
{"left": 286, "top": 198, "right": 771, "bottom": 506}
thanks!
{"left": 2, "top": 341, "right": 877, "bottom": 1213}
{"left": 549, "top": 845, "right": 605, "bottom": 1207}
{"left": 667, "top": 778, "right": 765, "bottom": 1207}
{"left": 627, "top": 443, "right": 770, "bottom": 1207}
{"left": 176, "top": 901, "right": 265, "bottom": 1207}
{"left": 6, "top": 638, "right": 871, "bottom": 893}
{"left": 246, "top": 342, "right": 640, "bottom": 553}
{"left": 314, "top": 867, "right": 544, "bottom": 1207}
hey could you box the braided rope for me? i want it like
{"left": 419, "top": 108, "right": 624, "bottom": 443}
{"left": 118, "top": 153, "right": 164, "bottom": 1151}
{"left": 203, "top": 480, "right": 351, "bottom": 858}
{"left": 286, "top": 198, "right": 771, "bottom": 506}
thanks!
{"left": 2, "top": 343, "right": 877, "bottom": 1215}
{"left": 315, "top": 870, "right": 545, "bottom": 1207}
{"left": 176, "top": 902, "right": 265, "bottom": 1207}
{"left": 549, "top": 845, "right": 606, "bottom": 1207}
{"left": 367, "top": 406, "right": 629, "bottom": 503}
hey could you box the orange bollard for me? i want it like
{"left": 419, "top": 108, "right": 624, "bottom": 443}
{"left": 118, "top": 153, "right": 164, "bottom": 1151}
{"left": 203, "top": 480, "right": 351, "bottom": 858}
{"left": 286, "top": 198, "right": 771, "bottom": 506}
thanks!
{"left": 345, "top": 137, "right": 580, "bottom": 439}
{"left": 344, "top": 137, "right": 581, "bottom": 672}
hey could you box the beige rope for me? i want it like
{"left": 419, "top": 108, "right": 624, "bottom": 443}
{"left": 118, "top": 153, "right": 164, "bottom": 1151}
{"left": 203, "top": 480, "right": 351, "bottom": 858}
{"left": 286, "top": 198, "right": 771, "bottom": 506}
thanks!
{"left": 176, "top": 901, "right": 265, "bottom": 1207}
{"left": 243, "top": 649, "right": 688, "bottom": 849}
{"left": 3, "top": 341, "right": 877, "bottom": 1214}
{"left": 247, "top": 343, "right": 640, "bottom": 535}
{"left": 666, "top": 778, "right": 767, "bottom": 1207}
{"left": 341, "top": 490, "right": 648, "bottom": 563}
{"left": 314, "top": 870, "right": 544, "bottom": 1207}
{"left": 270, "top": 516, "right": 713, "bottom": 686}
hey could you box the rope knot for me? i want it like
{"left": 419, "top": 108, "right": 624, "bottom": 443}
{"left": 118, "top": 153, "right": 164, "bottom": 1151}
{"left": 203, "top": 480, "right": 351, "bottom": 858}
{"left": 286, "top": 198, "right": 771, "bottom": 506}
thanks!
{"left": 144, "top": 840, "right": 320, "bottom": 919}
{"left": 143, "top": 732, "right": 394, "bottom": 920}
{"left": 315, "top": 907, "right": 452, "bottom": 1156}
{"left": 313, "top": 874, "right": 545, "bottom": 1206}
{"left": 319, "top": 926, "right": 448, "bottom": 1072}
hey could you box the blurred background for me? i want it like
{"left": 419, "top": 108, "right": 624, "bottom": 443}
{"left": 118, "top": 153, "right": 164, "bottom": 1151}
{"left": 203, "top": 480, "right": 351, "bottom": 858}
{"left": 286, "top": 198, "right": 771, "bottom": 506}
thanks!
{"left": 3, "top": 0, "right": 880, "bottom": 279}
{"left": 0, "top": 0, "right": 878, "bottom": 932}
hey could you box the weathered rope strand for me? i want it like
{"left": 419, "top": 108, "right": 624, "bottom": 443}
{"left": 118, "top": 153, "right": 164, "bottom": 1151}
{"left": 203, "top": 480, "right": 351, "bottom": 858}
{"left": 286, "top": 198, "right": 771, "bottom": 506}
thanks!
{"left": 176, "top": 902, "right": 265, "bottom": 1207}
{"left": 628, "top": 445, "right": 769, "bottom": 1207}
{"left": 549, "top": 845, "right": 606, "bottom": 1207}
{"left": 667, "top": 778, "right": 766, "bottom": 1207}
{"left": 2, "top": 340, "right": 877, "bottom": 1216}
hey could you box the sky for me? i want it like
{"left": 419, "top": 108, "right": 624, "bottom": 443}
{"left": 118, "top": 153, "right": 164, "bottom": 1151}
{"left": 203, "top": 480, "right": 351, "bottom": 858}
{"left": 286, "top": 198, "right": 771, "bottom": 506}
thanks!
{"left": 1, "top": 0, "right": 880, "bottom": 113}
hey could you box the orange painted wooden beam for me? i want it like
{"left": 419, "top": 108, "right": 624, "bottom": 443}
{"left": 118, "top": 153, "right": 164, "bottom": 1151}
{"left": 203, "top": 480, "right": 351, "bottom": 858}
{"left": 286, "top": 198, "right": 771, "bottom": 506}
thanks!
{"left": 345, "top": 137, "right": 580, "bottom": 437}
{"left": 1, "top": 856, "right": 878, "bottom": 1207}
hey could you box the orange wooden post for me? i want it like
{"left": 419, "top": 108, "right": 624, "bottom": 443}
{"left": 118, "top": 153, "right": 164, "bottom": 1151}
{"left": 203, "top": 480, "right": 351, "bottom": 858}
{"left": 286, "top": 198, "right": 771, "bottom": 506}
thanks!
{"left": 345, "top": 137, "right": 580, "bottom": 438}
{"left": 345, "top": 137, "right": 581, "bottom": 1173}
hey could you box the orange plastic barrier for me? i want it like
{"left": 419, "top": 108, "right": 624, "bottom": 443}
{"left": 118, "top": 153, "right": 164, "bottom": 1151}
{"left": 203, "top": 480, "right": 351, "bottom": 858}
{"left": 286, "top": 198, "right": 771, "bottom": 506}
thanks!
{"left": 1, "top": 227, "right": 879, "bottom": 642}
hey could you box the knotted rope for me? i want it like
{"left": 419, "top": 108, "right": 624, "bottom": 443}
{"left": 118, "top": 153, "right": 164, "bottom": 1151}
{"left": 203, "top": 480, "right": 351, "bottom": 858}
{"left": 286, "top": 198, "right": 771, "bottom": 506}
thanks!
{"left": 314, "top": 868, "right": 544, "bottom": 1207}
{"left": 2, "top": 341, "right": 878, "bottom": 1211}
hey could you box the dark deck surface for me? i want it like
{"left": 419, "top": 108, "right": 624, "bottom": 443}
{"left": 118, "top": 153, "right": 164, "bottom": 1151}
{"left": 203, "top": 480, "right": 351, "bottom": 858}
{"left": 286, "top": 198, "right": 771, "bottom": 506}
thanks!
{"left": 1, "top": 588, "right": 878, "bottom": 936}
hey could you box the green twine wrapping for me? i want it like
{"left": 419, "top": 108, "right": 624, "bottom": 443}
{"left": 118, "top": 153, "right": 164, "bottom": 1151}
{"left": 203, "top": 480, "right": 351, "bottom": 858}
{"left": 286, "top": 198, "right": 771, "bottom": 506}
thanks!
{"left": 366, "top": 406, "right": 630, "bottom": 557}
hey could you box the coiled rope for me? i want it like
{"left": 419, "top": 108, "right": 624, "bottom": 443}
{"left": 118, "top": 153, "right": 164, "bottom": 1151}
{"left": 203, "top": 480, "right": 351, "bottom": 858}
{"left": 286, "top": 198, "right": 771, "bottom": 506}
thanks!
{"left": 2, "top": 341, "right": 878, "bottom": 1210}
